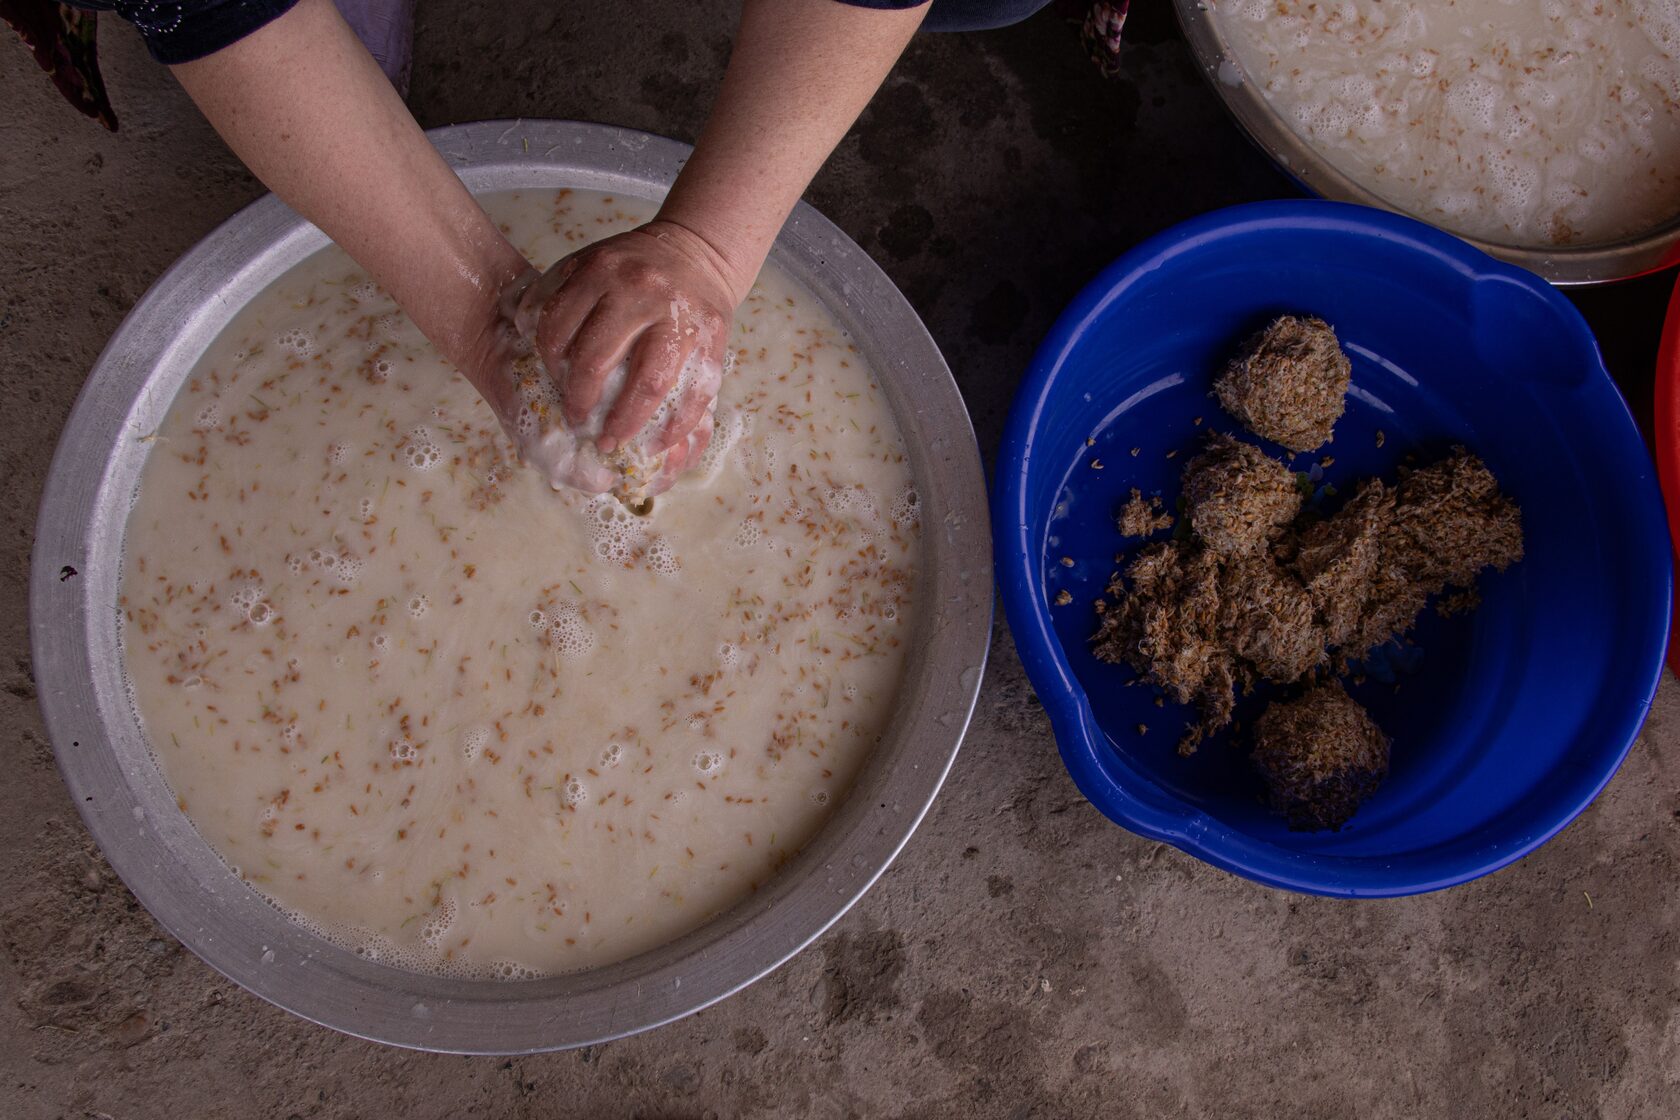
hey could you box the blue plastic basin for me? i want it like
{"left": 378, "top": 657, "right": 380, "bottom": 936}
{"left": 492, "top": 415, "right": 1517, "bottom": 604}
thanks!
{"left": 994, "top": 200, "right": 1672, "bottom": 897}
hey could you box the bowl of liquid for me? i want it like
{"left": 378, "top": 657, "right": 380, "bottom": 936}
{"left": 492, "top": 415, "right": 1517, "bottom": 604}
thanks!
{"left": 995, "top": 199, "right": 1671, "bottom": 896}
{"left": 1176, "top": 0, "right": 1680, "bottom": 284}
{"left": 30, "top": 121, "right": 992, "bottom": 1051}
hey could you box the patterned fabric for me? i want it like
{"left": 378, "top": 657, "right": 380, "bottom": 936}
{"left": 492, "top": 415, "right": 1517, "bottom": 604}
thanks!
{"left": 7, "top": 0, "right": 1126, "bottom": 130}
{"left": 64, "top": 0, "right": 298, "bottom": 63}
{"left": 1, "top": 1, "right": 117, "bottom": 128}
{"left": 1078, "top": 0, "right": 1128, "bottom": 77}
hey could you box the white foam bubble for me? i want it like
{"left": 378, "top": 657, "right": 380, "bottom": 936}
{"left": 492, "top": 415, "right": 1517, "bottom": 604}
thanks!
{"left": 333, "top": 554, "right": 364, "bottom": 586}
{"left": 390, "top": 736, "right": 417, "bottom": 763}
{"left": 547, "top": 604, "right": 596, "bottom": 659}
{"left": 827, "top": 485, "right": 882, "bottom": 529}
{"left": 194, "top": 402, "right": 221, "bottom": 430}
{"left": 600, "top": 743, "right": 624, "bottom": 769}
{"left": 420, "top": 897, "right": 456, "bottom": 947}
{"left": 518, "top": 370, "right": 563, "bottom": 407}
{"left": 462, "top": 726, "right": 491, "bottom": 763}
{"left": 404, "top": 427, "right": 443, "bottom": 472}
{"left": 1486, "top": 149, "right": 1540, "bottom": 219}
{"left": 731, "top": 519, "right": 762, "bottom": 549}
{"left": 228, "top": 583, "right": 269, "bottom": 625}
{"left": 1437, "top": 190, "right": 1478, "bottom": 218}
{"left": 358, "top": 497, "right": 376, "bottom": 522}
{"left": 697, "top": 407, "right": 748, "bottom": 477}
{"left": 584, "top": 495, "right": 651, "bottom": 565}
{"left": 407, "top": 594, "right": 430, "bottom": 619}
{"left": 353, "top": 935, "right": 392, "bottom": 963}
{"left": 717, "top": 642, "right": 741, "bottom": 670}
{"left": 645, "top": 537, "right": 681, "bottom": 576}
{"left": 1644, "top": 54, "right": 1680, "bottom": 104}
{"left": 562, "top": 778, "right": 589, "bottom": 807}
{"left": 890, "top": 486, "right": 921, "bottom": 528}
{"left": 809, "top": 788, "right": 831, "bottom": 806}
{"left": 693, "top": 750, "right": 723, "bottom": 776}
{"left": 328, "top": 442, "right": 352, "bottom": 466}
{"left": 275, "top": 327, "right": 317, "bottom": 359}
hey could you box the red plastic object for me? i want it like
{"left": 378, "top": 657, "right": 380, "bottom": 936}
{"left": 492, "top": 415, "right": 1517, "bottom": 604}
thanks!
{"left": 1654, "top": 275, "right": 1680, "bottom": 676}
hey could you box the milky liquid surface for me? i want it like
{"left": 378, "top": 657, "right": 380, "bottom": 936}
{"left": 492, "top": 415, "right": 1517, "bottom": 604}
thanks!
{"left": 1212, "top": 0, "right": 1680, "bottom": 246}
{"left": 119, "top": 189, "right": 920, "bottom": 977}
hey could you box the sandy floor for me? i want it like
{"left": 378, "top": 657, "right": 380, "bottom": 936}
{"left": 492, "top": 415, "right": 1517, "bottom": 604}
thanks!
{"left": 3, "top": 4, "right": 1678, "bottom": 1117}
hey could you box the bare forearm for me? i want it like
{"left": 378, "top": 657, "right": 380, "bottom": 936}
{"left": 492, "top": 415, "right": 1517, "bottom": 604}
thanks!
{"left": 170, "top": 0, "right": 527, "bottom": 376}
{"left": 657, "top": 0, "right": 928, "bottom": 301}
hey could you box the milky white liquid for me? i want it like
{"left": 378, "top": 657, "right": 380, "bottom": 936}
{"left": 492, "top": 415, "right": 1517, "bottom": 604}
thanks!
{"left": 119, "top": 189, "right": 920, "bottom": 977}
{"left": 1212, "top": 0, "right": 1680, "bottom": 246}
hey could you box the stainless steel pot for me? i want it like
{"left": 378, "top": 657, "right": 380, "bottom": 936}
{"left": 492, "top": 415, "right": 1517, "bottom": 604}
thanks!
{"left": 29, "top": 121, "right": 992, "bottom": 1053}
{"left": 1176, "top": 0, "right": 1680, "bottom": 285}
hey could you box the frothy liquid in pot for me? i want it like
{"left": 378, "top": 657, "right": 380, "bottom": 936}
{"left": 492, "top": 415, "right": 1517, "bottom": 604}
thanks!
{"left": 119, "top": 189, "right": 920, "bottom": 978}
{"left": 1212, "top": 0, "right": 1680, "bottom": 247}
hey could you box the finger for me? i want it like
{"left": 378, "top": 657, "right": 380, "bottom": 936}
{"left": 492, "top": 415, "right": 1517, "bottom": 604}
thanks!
{"left": 684, "top": 408, "right": 716, "bottom": 467}
{"left": 561, "top": 299, "right": 646, "bottom": 428}
{"left": 601, "top": 322, "right": 686, "bottom": 446}
{"left": 531, "top": 284, "right": 600, "bottom": 385}
{"left": 667, "top": 407, "right": 716, "bottom": 478}
{"left": 653, "top": 378, "right": 714, "bottom": 455}
{"left": 654, "top": 409, "right": 716, "bottom": 495}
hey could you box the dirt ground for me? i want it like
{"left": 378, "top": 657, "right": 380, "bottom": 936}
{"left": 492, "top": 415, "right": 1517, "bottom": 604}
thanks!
{"left": 4, "top": 4, "right": 1678, "bottom": 1118}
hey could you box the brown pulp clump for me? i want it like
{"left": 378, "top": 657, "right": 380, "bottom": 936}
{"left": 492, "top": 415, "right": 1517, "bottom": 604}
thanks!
{"left": 1093, "top": 440, "right": 1521, "bottom": 760}
{"left": 1292, "top": 450, "right": 1525, "bottom": 668}
{"left": 1181, "top": 432, "right": 1302, "bottom": 558}
{"left": 1251, "top": 681, "right": 1390, "bottom": 831}
{"left": 1099, "top": 542, "right": 1236, "bottom": 739}
{"left": 1215, "top": 315, "right": 1350, "bottom": 452}
{"left": 1089, "top": 313, "right": 1522, "bottom": 828}
{"left": 1117, "top": 488, "right": 1174, "bottom": 538}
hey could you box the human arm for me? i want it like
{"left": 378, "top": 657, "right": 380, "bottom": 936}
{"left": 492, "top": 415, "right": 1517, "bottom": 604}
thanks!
{"left": 521, "top": 0, "right": 931, "bottom": 456}
{"left": 169, "top": 0, "right": 534, "bottom": 423}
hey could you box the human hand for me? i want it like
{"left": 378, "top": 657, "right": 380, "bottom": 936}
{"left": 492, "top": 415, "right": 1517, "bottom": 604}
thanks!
{"left": 458, "top": 257, "right": 725, "bottom": 503}
{"left": 512, "top": 220, "right": 740, "bottom": 489}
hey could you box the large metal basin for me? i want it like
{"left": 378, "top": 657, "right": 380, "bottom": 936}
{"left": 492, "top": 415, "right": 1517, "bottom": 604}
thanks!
{"left": 28, "top": 121, "right": 992, "bottom": 1053}
{"left": 1176, "top": 0, "right": 1680, "bottom": 285}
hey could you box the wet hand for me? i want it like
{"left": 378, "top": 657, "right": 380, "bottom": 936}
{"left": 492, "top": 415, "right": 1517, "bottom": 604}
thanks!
{"left": 513, "top": 220, "right": 738, "bottom": 461}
